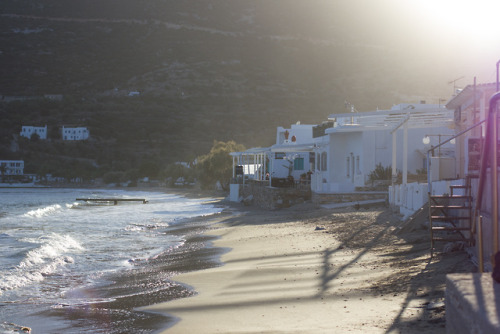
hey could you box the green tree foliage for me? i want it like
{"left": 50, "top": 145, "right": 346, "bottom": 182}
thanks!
{"left": 368, "top": 163, "right": 392, "bottom": 181}
{"left": 48, "top": 126, "right": 61, "bottom": 140}
{"left": 138, "top": 160, "right": 161, "bottom": 179}
{"left": 0, "top": 163, "right": 6, "bottom": 182}
{"left": 162, "top": 163, "right": 196, "bottom": 186}
{"left": 30, "top": 132, "right": 40, "bottom": 141}
{"left": 195, "top": 140, "right": 245, "bottom": 189}
{"left": 103, "top": 171, "right": 126, "bottom": 184}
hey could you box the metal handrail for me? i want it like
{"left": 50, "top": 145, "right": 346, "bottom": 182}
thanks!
{"left": 426, "top": 119, "right": 486, "bottom": 194}
{"left": 474, "top": 92, "right": 500, "bottom": 271}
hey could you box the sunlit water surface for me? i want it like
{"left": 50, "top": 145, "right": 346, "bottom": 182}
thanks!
{"left": 0, "top": 188, "right": 225, "bottom": 333}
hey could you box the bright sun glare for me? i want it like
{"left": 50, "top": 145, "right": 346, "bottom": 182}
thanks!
{"left": 420, "top": 0, "right": 500, "bottom": 43}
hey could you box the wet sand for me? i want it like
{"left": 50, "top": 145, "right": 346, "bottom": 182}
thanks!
{"left": 141, "top": 202, "right": 475, "bottom": 333}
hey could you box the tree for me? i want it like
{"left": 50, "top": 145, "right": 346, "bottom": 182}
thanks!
{"left": 0, "top": 163, "right": 6, "bottom": 183}
{"left": 196, "top": 140, "right": 245, "bottom": 189}
{"left": 162, "top": 163, "right": 195, "bottom": 186}
{"left": 48, "top": 126, "right": 61, "bottom": 140}
{"left": 103, "top": 171, "right": 126, "bottom": 184}
{"left": 30, "top": 132, "right": 40, "bottom": 142}
{"left": 138, "top": 160, "right": 161, "bottom": 179}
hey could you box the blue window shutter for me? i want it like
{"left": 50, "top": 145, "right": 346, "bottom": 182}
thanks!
{"left": 294, "top": 158, "right": 304, "bottom": 170}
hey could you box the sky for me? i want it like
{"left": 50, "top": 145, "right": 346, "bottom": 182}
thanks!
{"left": 352, "top": 0, "right": 500, "bottom": 85}
{"left": 262, "top": 0, "right": 500, "bottom": 99}
{"left": 289, "top": 0, "right": 499, "bottom": 93}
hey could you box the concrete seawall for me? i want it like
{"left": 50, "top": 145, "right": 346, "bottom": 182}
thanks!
{"left": 446, "top": 273, "right": 500, "bottom": 333}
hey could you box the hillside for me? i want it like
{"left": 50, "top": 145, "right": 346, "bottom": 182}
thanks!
{"left": 0, "top": 1, "right": 471, "bottom": 179}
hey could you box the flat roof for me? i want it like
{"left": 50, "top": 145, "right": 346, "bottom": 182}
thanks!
{"left": 327, "top": 108, "right": 454, "bottom": 133}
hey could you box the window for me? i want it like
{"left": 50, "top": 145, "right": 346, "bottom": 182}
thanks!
{"left": 346, "top": 157, "right": 350, "bottom": 178}
{"left": 294, "top": 158, "right": 304, "bottom": 171}
{"left": 275, "top": 152, "right": 285, "bottom": 159}
{"left": 356, "top": 156, "right": 361, "bottom": 174}
{"left": 321, "top": 152, "right": 327, "bottom": 171}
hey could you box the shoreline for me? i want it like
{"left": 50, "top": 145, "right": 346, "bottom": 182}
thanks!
{"left": 141, "top": 202, "right": 475, "bottom": 333}
{"left": 0, "top": 187, "right": 230, "bottom": 334}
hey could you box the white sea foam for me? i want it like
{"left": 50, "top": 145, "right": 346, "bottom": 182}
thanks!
{"left": 0, "top": 187, "right": 224, "bottom": 330}
{"left": 0, "top": 234, "right": 83, "bottom": 294}
{"left": 23, "top": 204, "right": 62, "bottom": 218}
{"left": 66, "top": 202, "right": 79, "bottom": 209}
{"left": 124, "top": 225, "right": 143, "bottom": 232}
{"left": 20, "top": 234, "right": 83, "bottom": 268}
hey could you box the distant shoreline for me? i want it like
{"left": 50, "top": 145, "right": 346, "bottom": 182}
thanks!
{"left": 0, "top": 183, "right": 228, "bottom": 199}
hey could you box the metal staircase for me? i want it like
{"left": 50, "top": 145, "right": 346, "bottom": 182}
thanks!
{"left": 429, "top": 176, "right": 474, "bottom": 257}
{"left": 426, "top": 90, "right": 500, "bottom": 269}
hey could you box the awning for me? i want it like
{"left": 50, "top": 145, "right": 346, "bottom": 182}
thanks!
{"left": 270, "top": 143, "right": 316, "bottom": 152}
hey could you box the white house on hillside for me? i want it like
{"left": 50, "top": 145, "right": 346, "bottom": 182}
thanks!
{"left": 62, "top": 126, "right": 89, "bottom": 141}
{"left": 20, "top": 125, "right": 47, "bottom": 140}
{"left": 0, "top": 160, "right": 24, "bottom": 175}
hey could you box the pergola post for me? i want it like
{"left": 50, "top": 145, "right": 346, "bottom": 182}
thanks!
{"left": 269, "top": 153, "right": 273, "bottom": 187}
{"left": 390, "top": 113, "right": 410, "bottom": 186}
{"left": 232, "top": 156, "right": 236, "bottom": 179}
{"left": 403, "top": 120, "right": 408, "bottom": 185}
{"left": 392, "top": 131, "right": 397, "bottom": 184}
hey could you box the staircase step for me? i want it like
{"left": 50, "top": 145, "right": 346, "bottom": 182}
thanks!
{"left": 431, "top": 205, "right": 470, "bottom": 209}
{"left": 432, "top": 238, "right": 470, "bottom": 242}
{"left": 431, "top": 216, "right": 471, "bottom": 220}
{"left": 432, "top": 226, "right": 470, "bottom": 231}
{"left": 431, "top": 195, "right": 471, "bottom": 199}
{"left": 432, "top": 237, "right": 471, "bottom": 242}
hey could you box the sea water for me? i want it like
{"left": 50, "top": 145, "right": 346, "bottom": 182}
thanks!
{"left": 0, "top": 188, "right": 225, "bottom": 333}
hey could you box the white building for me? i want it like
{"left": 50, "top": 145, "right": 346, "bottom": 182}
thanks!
{"left": 231, "top": 122, "right": 330, "bottom": 183}
{"left": 446, "top": 83, "right": 495, "bottom": 177}
{"left": 62, "top": 126, "right": 89, "bottom": 141}
{"left": 268, "top": 123, "right": 326, "bottom": 181}
{"left": 20, "top": 125, "right": 47, "bottom": 140}
{"left": 229, "top": 122, "right": 330, "bottom": 201}
{"left": 315, "top": 103, "right": 455, "bottom": 193}
{"left": 0, "top": 160, "right": 24, "bottom": 175}
{"left": 229, "top": 102, "right": 455, "bottom": 205}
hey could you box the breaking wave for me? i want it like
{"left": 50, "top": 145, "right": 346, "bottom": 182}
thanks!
{"left": 0, "top": 233, "right": 83, "bottom": 294}
{"left": 23, "top": 204, "right": 63, "bottom": 218}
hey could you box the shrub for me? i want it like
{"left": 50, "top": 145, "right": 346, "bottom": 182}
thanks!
{"left": 368, "top": 163, "right": 392, "bottom": 182}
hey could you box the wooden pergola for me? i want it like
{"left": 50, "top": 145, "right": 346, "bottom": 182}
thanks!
{"left": 230, "top": 147, "right": 270, "bottom": 183}
{"left": 328, "top": 107, "right": 455, "bottom": 185}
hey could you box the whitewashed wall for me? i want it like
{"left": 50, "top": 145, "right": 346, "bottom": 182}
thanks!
{"left": 389, "top": 179, "right": 465, "bottom": 218}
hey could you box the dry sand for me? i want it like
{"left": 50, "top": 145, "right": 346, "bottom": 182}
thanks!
{"left": 142, "top": 202, "right": 475, "bottom": 333}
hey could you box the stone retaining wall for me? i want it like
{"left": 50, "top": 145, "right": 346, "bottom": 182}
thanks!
{"left": 239, "top": 183, "right": 311, "bottom": 210}
{"left": 311, "top": 192, "right": 387, "bottom": 204}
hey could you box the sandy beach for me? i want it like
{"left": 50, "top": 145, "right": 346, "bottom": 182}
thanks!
{"left": 142, "top": 201, "right": 474, "bottom": 333}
